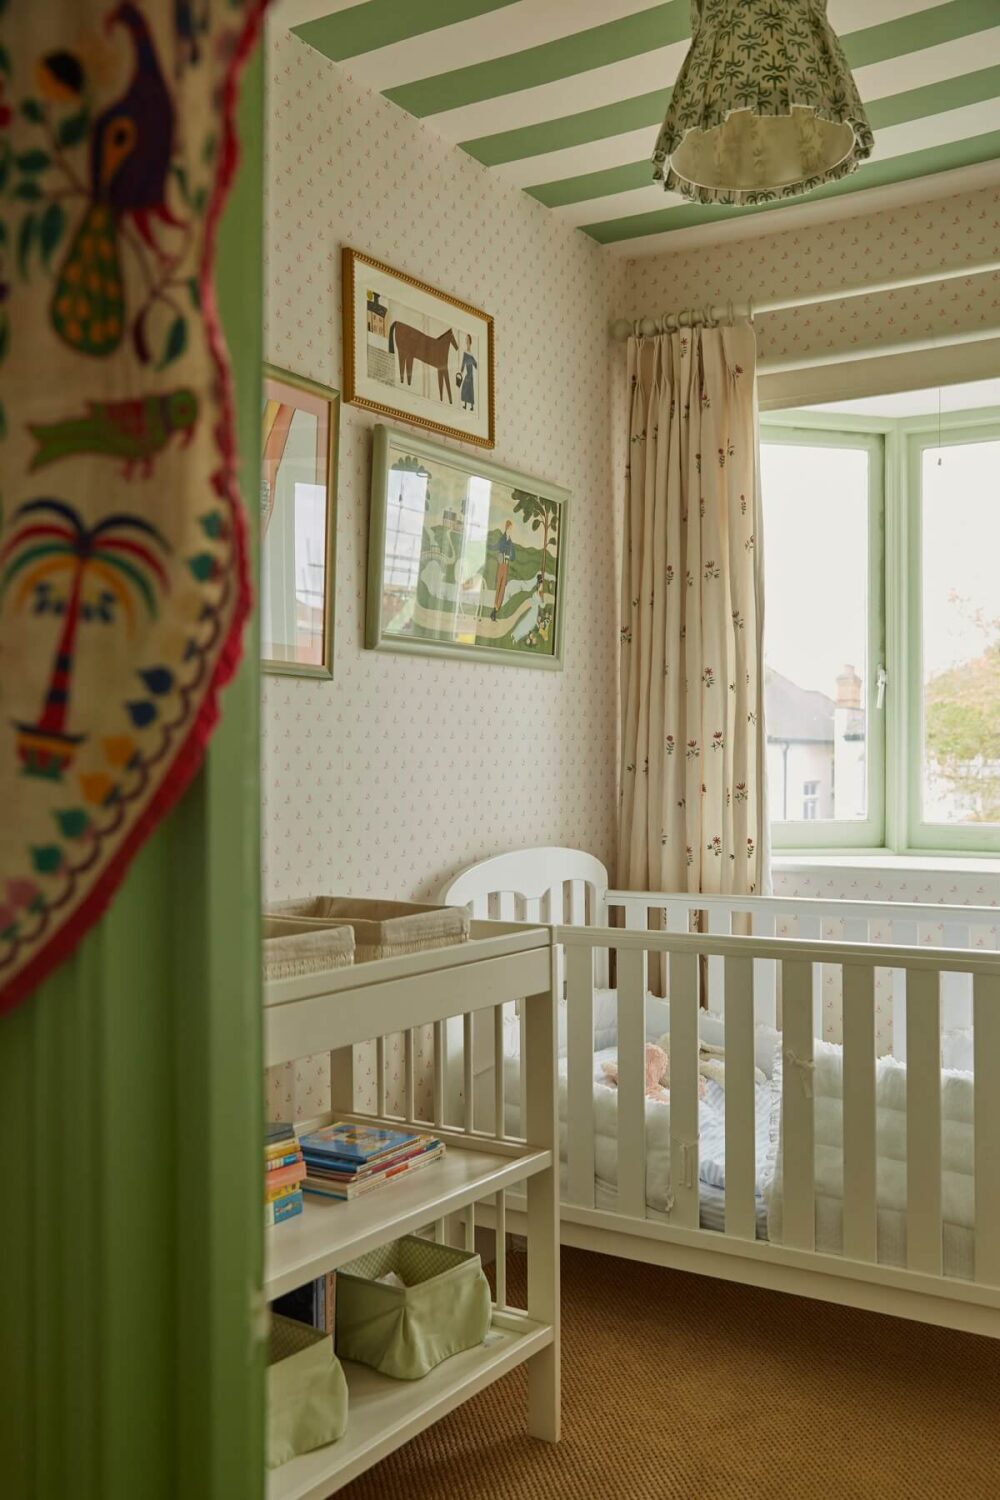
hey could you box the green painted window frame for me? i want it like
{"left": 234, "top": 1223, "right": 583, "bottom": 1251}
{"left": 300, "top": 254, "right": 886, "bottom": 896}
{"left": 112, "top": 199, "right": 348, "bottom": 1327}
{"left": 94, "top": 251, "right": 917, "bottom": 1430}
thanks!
{"left": 761, "top": 404, "right": 1000, "bottom": 857}
{"left": 903, "top": 413, "right": 1000, "bottom": 855}
{"left": 759, "top": 421, "right": 886, "bottom": 851}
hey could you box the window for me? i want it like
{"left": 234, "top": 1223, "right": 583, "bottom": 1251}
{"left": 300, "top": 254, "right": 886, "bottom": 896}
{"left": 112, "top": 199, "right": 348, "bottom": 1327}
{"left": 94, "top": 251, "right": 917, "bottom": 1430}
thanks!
{"left": 908, "top": 424, "right": 1000, "bottom": 852}
{"left": 761, "top": 404, "right": 1000, "bottom": 854}
{"left": 760, "top": 427, "right": 884, "bottom": 848}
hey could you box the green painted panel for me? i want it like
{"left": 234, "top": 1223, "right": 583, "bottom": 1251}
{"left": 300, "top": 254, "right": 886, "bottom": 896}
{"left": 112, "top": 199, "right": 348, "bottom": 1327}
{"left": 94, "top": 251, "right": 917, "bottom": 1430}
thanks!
{"left": 295, "top": 0, "right": 521, "bottom": 61}
{"left": 0, "top": 38, "right": 265, "bottom": 1500}
{"left": 529, "top": 67, "right": 1000, "bottom": 206}
{"left": 582, "top": 128, "right": 1000, "bottom": 242}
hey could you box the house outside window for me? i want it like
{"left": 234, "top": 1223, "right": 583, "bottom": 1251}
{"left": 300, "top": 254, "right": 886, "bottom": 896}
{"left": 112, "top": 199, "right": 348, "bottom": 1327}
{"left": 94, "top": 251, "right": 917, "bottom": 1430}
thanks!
{"left": 761, "top": 389, "right": 1000, "bottom": 855}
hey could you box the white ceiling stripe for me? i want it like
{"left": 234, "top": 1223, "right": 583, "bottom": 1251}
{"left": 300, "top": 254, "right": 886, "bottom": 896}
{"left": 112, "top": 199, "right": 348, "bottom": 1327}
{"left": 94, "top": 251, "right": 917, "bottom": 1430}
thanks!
{"left": 827, "top": 0, "right": 951, "bottom": 33}
{"left": 550, "top": 97, "right": 1000, "bottom": 229}
{"left": 494, "top": 28, "right": 1000, "bottom": 191}
{"left": 350, "top": 0, "right": 662, "bottom": 93}
{"left": 423, "top": 42, "right": 682, "bottom": 140}
{"left": 606, "top": 159, "right": 1000, "bottom": 256}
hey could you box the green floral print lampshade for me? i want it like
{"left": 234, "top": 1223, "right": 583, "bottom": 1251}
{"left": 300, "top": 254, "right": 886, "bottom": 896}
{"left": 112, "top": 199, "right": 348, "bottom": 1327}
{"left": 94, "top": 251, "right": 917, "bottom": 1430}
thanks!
{"left": 652, "top": 0, "right": 874, "bottom": 206}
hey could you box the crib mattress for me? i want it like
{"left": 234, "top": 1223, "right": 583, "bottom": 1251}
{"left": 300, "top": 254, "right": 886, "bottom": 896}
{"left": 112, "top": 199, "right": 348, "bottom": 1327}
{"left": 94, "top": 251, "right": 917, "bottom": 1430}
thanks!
{"left": 503, "top": 1049, "right": 777, "bottom": 1235}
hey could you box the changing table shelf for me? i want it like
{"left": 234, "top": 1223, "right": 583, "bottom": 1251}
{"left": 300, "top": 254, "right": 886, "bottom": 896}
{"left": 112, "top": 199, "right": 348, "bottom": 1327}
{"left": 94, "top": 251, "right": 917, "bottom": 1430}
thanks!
{"left": 263, "top": 917, "right": 560, "bottom": 1494}
{"left": 268, "top": 1309, "right": 552, "bottom": 1500}
{"left": 265, "top": 1142, "right": 552, "bottom": 1300}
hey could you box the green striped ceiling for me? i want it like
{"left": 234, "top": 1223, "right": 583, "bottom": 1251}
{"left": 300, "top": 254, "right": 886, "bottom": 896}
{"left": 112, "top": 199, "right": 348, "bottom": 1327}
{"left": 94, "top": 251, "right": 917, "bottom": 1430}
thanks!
{"left": 294, "top": 0, "right": 1000, "bottom": 250}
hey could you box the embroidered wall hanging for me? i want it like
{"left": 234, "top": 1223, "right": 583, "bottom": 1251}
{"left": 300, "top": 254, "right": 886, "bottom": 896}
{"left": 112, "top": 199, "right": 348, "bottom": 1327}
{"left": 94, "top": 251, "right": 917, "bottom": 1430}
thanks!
{"left": 0, "top": 0, "right": 267, "bottom": 1010}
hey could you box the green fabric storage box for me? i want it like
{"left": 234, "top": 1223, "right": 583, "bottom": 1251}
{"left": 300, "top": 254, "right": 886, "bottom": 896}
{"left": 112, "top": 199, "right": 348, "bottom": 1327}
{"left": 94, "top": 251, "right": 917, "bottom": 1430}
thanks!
{"left": 267, "top": 1313, "right": 348, "bottom": 1469}
{"left": 336, "top": 1235, "right": 492, "bottom": 1381}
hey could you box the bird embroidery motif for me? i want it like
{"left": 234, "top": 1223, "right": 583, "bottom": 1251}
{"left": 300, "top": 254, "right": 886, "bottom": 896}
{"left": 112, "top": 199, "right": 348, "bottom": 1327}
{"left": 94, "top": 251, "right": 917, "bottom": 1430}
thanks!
{"left": 28, "top": 388, "right": 199, "bottom": 477}
{"left": 50, "top": 2, "right": 183, "bottom": 358}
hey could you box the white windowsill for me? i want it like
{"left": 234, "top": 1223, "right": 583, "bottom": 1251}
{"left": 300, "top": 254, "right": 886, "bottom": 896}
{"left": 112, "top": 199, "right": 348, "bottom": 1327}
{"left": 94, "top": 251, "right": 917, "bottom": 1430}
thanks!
{"left": 774, "top": 852, "right": 1000, "bottom": 876}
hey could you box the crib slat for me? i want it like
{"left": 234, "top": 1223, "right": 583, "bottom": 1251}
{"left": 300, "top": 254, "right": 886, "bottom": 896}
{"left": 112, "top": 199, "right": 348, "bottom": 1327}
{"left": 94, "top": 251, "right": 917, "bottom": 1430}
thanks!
{"left": 375, "top": 1035, "right": 386, "bottom": 1118}
{"left": 890, "top": 918, "right": 918, "bottom": 1063}
{"left": 568, "top": 881, "right": 585, "bottom": 927}
{"left": 463, "top": 1012, "right": 474, "bottom": 1133}
{"left": 465, "top": 1198, "right": 476, "bottom": 1253}
{"left": 906, "top": 968, "right": 942, "bottom": 1276}
{"left": 974, "top": 973, "right": 1000, "bottom": 1285}
{"left": 624, "top": 899, "right": 647, "bottom": 931}
{"left": 794, "top": 914, "right": 824, "bottom": 1038}
{"left": 781, "top": 960, "right": 815, "bottom": 1250}
{"left": 330, "top": 1045, "right": 355, "bottom": 1115}
{"left": 724, "top": 955, "right": 755, "bottom": 1240}
{"left": 668, "top": 950, "right": 700, "bottom": 1230}
{"left": 842, "top": 963, "right": 877, "bottom": 1263}
{"left": 565, "top": 941, "right": 596, "bottom": 1208}
{"left": 518, "top": 997, "right": 528, "bottom": 1138}
{"left": 617, "top": 944, "right": 647, "bottom": 1219}
{"left": 494, "top": 1004, "right": 505, "bottom": 1140}
{"left": 433, "top": 1020, "right": 446, "bottom": 1129}
{"left": 522, "top": 896, "right": 541, "bottom": 925}
{"left": 706, "top": 907, "right": 730, "bottom": 1019}
{"left": 495, "top": 1190, "right": 507, "bottom": 1308}
{"left": 497, "top": 890, "right": 516, "bottom": 923}
{"left": 942, "top": 921, "right": 972, "bottom": 1036}
{"left": 404, "top": 1029, "right": 416, "bottom": 1124}
{"left": 752, "top": 910, "right": 777, "bottom": 1029}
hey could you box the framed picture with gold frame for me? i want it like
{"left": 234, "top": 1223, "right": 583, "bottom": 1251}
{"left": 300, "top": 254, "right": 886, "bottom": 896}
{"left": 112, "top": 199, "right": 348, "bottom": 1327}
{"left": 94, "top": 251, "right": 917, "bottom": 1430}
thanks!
{"left": 260, "top": 364, "right": 339, "bottom": 678}
{"left": 342, "top": 247, "right": 495, "bottom": 449}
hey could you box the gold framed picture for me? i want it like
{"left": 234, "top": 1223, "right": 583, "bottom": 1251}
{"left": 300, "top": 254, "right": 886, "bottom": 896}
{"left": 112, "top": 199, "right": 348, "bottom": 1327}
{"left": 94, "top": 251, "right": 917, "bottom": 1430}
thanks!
{"left": 260, "top": 365, "right": 339, "bottom": 678}
{"left": 342, "top": 247, "right": 495, "bottom": 449}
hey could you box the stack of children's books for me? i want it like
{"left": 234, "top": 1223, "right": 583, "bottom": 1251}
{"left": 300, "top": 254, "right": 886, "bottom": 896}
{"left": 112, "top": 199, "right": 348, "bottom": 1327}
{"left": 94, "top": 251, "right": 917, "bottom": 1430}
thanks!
{"left": 265, "top": 1122, "right": 306, "bottom": 1227}
{"left": 299, "top": 1122, "right": 444, "bottom": 1202}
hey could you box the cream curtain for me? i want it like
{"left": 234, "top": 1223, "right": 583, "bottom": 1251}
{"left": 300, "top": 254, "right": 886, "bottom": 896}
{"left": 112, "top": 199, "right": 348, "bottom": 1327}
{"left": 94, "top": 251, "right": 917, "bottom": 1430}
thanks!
{"left": 618, "top": 324, "right": 769, "bottom": 896}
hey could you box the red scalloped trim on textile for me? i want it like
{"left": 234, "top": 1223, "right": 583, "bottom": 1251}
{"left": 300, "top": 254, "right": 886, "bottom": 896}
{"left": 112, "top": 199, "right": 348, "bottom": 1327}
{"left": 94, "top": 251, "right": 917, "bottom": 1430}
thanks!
{"left": 1, "top": 1, "right": 270, "bottom": 1014}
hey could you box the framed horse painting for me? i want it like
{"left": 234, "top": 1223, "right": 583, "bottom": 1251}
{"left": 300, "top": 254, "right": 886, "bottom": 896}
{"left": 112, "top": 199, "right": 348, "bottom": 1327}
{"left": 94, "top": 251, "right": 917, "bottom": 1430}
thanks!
{"left": 342, "top": 248, "right": 495, "bottom": 449}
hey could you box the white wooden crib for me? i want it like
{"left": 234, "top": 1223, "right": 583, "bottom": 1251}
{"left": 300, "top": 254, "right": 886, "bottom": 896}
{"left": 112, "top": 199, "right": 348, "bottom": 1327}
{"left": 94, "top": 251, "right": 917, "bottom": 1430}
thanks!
{"left": 441, "top": 848, "right": 1000, "bottom": 1338}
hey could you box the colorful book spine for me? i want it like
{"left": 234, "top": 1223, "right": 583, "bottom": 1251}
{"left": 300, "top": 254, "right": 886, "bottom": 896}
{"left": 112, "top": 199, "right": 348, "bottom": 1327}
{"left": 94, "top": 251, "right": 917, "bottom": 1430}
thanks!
{"left": 265, "top": 1149, "right": 302, "bottom": 1171}
{"left": 265, "top": 1159, "right": 307, "bottom": 1192}
{"left": 265, "top": 1189, "right": 303, "bottom": 1227}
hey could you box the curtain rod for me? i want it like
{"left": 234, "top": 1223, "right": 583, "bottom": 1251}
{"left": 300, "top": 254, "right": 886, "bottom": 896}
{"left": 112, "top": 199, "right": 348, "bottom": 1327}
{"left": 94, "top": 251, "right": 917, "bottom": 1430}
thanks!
{"left": 610, "top": 257, "right": 1000, "bottom": 341}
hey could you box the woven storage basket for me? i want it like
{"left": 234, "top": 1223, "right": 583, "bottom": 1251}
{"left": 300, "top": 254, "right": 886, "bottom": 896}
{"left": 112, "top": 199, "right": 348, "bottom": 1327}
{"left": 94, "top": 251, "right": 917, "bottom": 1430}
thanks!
{"left": 263, "top": 915, "right": 355, "bottom": 980}
{"left": 336, "top": 1235, "right": 492, "bottom": 1381}
{"left": 267, "top": 1313, "right": 348, "bottom": 1468}
{"left": 263, "top": 916, "right": 355, "bottom": 1122}
{"left": 266, "top": 897, "right": 470, "bottom": 963}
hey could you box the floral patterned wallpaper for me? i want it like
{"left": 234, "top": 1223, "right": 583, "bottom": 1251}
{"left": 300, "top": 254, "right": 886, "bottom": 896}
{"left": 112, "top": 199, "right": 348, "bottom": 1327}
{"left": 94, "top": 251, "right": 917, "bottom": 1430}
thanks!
{"left": 261, "top": 35, "right": 998, "bottom": 1112}
{"left": 262, "top": 28, "right": 625, "bottom": 911}
{"left": 624, "top": 183, "right": 1000, "bottom": 376}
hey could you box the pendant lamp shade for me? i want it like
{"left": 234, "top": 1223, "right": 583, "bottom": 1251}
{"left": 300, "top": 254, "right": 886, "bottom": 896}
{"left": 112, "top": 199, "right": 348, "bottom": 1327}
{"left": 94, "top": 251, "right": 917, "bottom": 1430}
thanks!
{"left": 652, "top": 0, "right": 874, "bottom": 206}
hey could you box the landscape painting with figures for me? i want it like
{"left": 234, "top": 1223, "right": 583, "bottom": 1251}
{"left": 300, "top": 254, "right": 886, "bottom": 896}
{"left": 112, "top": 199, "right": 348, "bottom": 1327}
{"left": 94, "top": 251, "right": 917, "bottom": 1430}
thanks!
{"left": 344, "top": 249, "right": 495, "bottom": 447}
{"left": 367, "top": 428, "right": 567, "bottom": 670}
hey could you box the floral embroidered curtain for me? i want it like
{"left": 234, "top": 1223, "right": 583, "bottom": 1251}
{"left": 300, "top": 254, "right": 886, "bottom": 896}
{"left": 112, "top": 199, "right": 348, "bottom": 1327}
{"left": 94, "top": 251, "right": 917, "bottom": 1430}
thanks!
{"left": 618, "top": 325, "right": 769, "bottom": 896}
{"left": 0, "top": 0, "right": 266, "bottom": 1009}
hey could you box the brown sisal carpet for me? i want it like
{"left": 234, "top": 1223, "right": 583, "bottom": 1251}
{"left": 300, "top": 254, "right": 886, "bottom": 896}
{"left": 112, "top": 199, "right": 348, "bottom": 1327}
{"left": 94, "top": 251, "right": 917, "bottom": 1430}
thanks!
{"left": 339, "top": 1245, "right": 1000, "bottom": 1500}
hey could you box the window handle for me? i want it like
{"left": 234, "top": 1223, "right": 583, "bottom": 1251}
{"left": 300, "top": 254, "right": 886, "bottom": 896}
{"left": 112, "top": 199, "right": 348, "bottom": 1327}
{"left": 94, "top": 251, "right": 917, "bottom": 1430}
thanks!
{"left": 876, "top": 665, "right": 887, "bottom": 710}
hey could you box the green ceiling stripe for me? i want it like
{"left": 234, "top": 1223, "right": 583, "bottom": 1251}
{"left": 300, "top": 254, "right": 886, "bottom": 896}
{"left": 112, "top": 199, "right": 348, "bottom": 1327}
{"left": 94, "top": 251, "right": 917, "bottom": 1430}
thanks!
{"left": 380, "top": 0, "right": 989, "bottom": 121}
{"left": 462, "top": 89, "right": 669, "bottom": 167}
{"left": 844, "top": 0, "right": 998, "bottom": 69}
{"left": 529, "top": 65, "right": 1000, "bottom": 208}
{"left": 869, "top": 61, "right": 1000, "bottom": 130}
{"left": 582, "top": 129, "right": 1000, "bottom": 243}
{"left": 384, "top": 2, "right": 688, "bottom": 117}
{"left": 294, "top": 0, "right": 522, "bottom": 61}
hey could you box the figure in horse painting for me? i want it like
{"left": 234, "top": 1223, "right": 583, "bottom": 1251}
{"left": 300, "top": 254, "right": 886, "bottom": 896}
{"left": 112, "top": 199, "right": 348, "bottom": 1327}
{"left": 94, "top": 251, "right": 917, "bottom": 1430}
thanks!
{"left": 388, "top": 322, "right": 458, "bottom": 403}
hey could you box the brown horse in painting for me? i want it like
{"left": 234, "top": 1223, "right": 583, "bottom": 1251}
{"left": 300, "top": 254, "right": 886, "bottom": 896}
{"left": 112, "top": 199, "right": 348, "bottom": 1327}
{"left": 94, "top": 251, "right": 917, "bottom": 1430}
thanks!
{"left": 388, "top": 323, "right": 459, "bottom": 403}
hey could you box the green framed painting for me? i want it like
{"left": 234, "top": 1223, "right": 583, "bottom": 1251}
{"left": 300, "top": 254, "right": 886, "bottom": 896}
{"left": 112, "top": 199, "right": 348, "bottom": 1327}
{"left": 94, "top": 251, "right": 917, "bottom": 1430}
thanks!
{"left": 260, "top": 365, "right": 339, "bottom": 678}
{"left": 366, "top": 426, "right": 568, "bottom": 670}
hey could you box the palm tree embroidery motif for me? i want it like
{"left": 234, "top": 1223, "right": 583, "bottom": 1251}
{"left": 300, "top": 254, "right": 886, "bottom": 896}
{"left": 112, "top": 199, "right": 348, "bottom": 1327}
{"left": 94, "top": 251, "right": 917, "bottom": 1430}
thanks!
{"left": 0, "top": 497, "right": 170, "bottom": 780}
